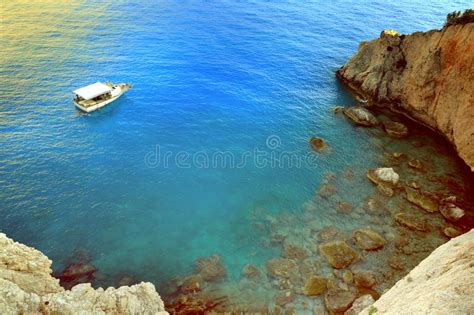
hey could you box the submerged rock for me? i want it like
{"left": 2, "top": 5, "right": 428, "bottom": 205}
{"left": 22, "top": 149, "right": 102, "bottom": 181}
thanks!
{"left": 383, "top": 121, "right": 409, "bottom": 138}
{"left": 309, "top": 137, "right": 327, "bottom": 152}
{"left": 241, "top": 263, "right": 260, "bottom": 279}
{"left": 58, "top": 263, "right": 97, "bottom": 290}
{"left": 318, "top": 183, "right": 337, "bottom": 198}
{"left": 275, "top": 290, "right": 295, "bottom": 306}
{"left": 440, "top": 203, "right": 465, "bottom": 222}
{"left": 319, "top": 241, "right": 358, "bottom": 269}
{"left": 367, "top": 168, "right": 399, "bottom": 186}
{"left": 336, "top": 200, "right": 353, "bottom": 214}
{"left": 283, "top": 241, "right": 308, "bottom": 260}
{"left": 324, "top": 287, "right": 357, "bottom": 313}
{"left": 408, "top": 159, "right": 424, "bottom": 170}
{"left": 303, "top": 275, "right": 327, "bottom": 296}
{"left": 179, "top": 275, "right": 202, "bottom": 293}
{"left": 443, "top": 226, "right": 463, "bottom": 238}
{"left": 194, "top": 254, "right": 226, "bottom": 281}
{"left": 345, "top": 294, "right": 375, "bottom": 315}
{"left": 353, "top": 270, "right": 377, "bottom": 289}
{"left": 343, "top": 106, "right": 379, "bottom": 127}
{"left": 405, "top": 187, "right": 439, "bottom": 213}
{"left": 352, "top": 229, "right": 386, "bottom": 250}
{"left": 394, "top": 212, "right": 427, "bottom": 232}
{"left": 266, "top": 258, "right": 298, "bottom": 279}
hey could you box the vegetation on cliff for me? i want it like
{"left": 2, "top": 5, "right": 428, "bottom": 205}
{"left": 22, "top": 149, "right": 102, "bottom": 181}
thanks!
{"left": 444, "top": 9, "right": 474, "bottom": 28}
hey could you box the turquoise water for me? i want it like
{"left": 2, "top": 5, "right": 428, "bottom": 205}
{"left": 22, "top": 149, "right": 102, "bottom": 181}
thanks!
{"left": 1, "top": 0, "right": 472, "bottom": 310}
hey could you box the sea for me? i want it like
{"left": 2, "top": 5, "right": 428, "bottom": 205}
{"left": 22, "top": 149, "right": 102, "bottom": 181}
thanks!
{"left": 1, "top": 0, "right": 472, "bottom": 312}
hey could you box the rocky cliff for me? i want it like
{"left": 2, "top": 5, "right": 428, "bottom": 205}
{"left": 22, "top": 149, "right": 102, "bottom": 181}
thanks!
{"left": 360, "top": 229, "right": 474, "bottom": 314}
{"left": 0, "top": 233, "right": 168, "bottom": 314}
{"left": 337, "top": 19, "right": 474, "bottom": 170}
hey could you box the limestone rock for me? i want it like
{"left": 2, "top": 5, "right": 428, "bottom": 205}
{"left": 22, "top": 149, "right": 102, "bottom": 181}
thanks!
{"left": 310, "top": 137, "right": 327, "bottom": 152}
{"left": 194, "top": 254, "right": 226, "bottom": 281}
{"left": 440, "top": 203, "right": 465, "bottom": 222}
{"left": 383, "top": 121, "right": 409, "bottom": 138}
{"left": 179, "top": 275, "right": 202, "bottom": 293}
{"left": 353, "top": 270, "right": 377, "bottom": 288}
{"left": 303, "top": 275, "right": 327, "bottom": 296}
{"left": 319, "top": 241, "right": 358, "bottom": 269}
{"left": 241, "top": 263, "right": 260, "bottom": 279}
{"left": 324, "top": 287, "right": 357, "bottom": 313}
{"left": 343, "top": 106, "right": 379, "bottom": 127}
{"left": 394, "top": 212, "right": 427, "bottom": 231}
{"left": 360, "top": 229, "right": 474, "bottom": 314}
{"left": 266, "top": 258, "right": 298, "bottom": 279}
{"left": 275, "top": 290, "right": 295, "bottom": 306}
{"left": 367, "top": 168, "right": 399, "bottom": 186}
{"left": 283, "top": 241, "right": 308, "bottom": 260}
{"left": 352, "top": 229, "right": 385, "bottom": 250}
{"left": 0, "top": 233, "right": 168, "bottom": 314}
{"left": 337, "top": 22, "right": 474, "bottom": 170}
{"left": 405, "top": 187, "right": 438, "bottom": 213}
{"left": 443, "top": 226, "right": 463, "bottom": 238}
{"left": 344, "top": 294, "right": 375, "bottom": 315}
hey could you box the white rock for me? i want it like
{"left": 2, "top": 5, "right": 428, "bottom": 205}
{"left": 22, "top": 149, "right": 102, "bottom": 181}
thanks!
{"left": 0, "top": 233, "right": 168, "bottom": 314}
{"left": 374, "top": 167, "right": 399, "bottom": 184}
{"left": 360, "top": 229, "right": 474, "bottom": 314}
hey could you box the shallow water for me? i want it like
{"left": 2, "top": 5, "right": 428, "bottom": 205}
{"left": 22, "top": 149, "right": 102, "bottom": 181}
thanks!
{"left": 1, "top": 0, "right": 473, "bottom": 312}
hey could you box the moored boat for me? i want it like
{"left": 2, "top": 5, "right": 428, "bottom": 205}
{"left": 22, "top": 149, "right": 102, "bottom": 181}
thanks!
{"left": 73, "top": 82, "right": 132, "bottom": 112}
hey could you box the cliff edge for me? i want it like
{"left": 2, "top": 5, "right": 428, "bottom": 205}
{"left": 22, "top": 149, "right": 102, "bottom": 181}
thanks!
{"left": 360, "top": 229, "right": 474, "bottom": 314}
{"left": 337, "top": 13, "right": 474, "bottom": 170}
{"left": 0, "top": 233, "right": 168, "bottom": 314}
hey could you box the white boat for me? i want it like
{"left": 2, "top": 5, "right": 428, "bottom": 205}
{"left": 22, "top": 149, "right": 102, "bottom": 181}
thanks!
{"left": 73, "top": 82, "right": 132, "bottom": 112}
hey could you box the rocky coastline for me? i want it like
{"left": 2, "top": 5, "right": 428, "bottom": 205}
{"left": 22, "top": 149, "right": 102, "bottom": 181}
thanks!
{"left": 0, "top": 233, "right": 168, "bottom": 314}
{"left": 1, "top": 11, "right": 474, "bottom": 315}
{"left": 336, "top": 13, "right": 474, "bottom": 170}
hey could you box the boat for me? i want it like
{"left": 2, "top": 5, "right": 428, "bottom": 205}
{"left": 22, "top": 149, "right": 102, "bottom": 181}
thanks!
{"left": 73, "top": 82, "right": 132, "bottom": 112}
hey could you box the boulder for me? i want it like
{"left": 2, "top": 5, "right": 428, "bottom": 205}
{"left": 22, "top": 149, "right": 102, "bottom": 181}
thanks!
{"left": 283, "top": 241, "right": 308, "bottom": 260}
{"left": 336, "top": 201, "right": 353, "bottom": 214}
{"left": 443, "top": 226, "right": 463, "bottom": 238}
{"left": 440, "top": 204, "right": 465, "bottom": 222}
{"left": 275, "top": 290, "right": 295, "bottom": 306}
{"left": 343, "top": 106, "right": 379, "bottom": 127}
{"left": 319, "top": 241, "right": 358, "bottom": 269}
{"left": 405, "top": 187, "right": 438, "bottom": 213}
{"left": 266, "top": 258, "right": 298, "bottom": 279}
{"left": 303, "top": 275, "right": 327, "bottom": 296}
{"left": 408, "top": 159, "right": 424, "bottom": 170}
{"left": 367, "top": 168, "right": 399, "bottom": 186}
{"left": 241, "top": 263, "right": 260, "bottom": 279}
{"left": 318, "top": 183, "right": 337, "bottom": 198}
{"left": 352, "top": 229, "right": 385, "bottom": 250}
{"left": 179, "top": 275, "right": 202, "bottom": 293}
{"left": 324, "top": 287, "right": 357, "bottom": 313}
{"left": 345, "top": 295, "right": 375, "bottom": 315}
{"left": 353, "top": 270, "right": 377, "bottom": 288}
{"left": 194, "top": 254, "right": 226, "bottom": 281}
{"left": 383, "top": 121, "right": 409, "bottom": 138}
{"left": 394, "top": 213, "right": 427, "bottom": 232}
{"left": 310, "top": 137, "right": 327, "bottom": 152}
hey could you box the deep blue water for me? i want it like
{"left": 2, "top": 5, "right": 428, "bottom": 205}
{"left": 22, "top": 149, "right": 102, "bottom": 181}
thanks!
{"left": 1, "top": 0, "right": 471, "bottom": 303}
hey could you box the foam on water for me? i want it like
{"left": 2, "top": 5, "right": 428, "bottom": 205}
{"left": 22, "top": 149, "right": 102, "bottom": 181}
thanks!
{"left": 1, "top": 0, "right": 473, "bottom": 311}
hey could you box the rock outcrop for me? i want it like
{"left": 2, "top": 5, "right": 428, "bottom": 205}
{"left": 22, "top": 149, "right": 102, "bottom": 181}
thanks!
{"left": 337, "top": 18, "right": 474, "bottom": 170}
{"left": 360, "top": 229, "right": 474, "bottom": 314}
{"left": 0, "top": 233, "right": 168, "bottom": 314}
